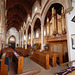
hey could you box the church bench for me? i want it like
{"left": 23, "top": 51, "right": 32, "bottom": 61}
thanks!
{"left": 0, "top": 53, "right": 8, "bottom": 75}
{"left": 12, "top": 52, "right": 23, "bottom": 74}
{"left": 15, "top": 48, "right": 29, "bottom": 57}
{"left": 21, "top": 68, "right": 41, "bottom": 75}
{"left": 2, "top": 47, "right": 14, "bottom": 54}
{"left": 30, "top": 52, "right": 49, "bottom": 69}
{"left": 20, "top": 48, "right": 29, "bottom": 56}
{"left": 41, "top": 51, "right": 63, "bottom": 67}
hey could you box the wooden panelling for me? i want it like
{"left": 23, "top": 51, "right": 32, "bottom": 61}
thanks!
{"left": 49, "top": 40, "right": 68, "bottom": 54}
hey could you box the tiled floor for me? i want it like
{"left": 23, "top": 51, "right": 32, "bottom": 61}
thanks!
{"left": 8, "top": 57, "right": 67, "bottom": 75}
{"left": 8, "top": 59, "right": 16, "bottom": 75}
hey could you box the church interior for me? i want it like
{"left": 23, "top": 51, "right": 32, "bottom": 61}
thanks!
{"left": 0, "top": 0, "right": 75, "bottom": 75}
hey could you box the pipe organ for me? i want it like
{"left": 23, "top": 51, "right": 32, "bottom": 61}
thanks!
{"left": 57, "top": 14, "right": 62, "bottom": 34}
{"left": 46, "top": 7, "right": 66, "bottom": 36}
{"left": 45, "top": 7, "right": 68, "bottom": 59}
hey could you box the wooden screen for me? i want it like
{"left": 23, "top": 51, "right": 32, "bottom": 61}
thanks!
{"left": 49, "top": 41, "right": 68, "bottom": 54}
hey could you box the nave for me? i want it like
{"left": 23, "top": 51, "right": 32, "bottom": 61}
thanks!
{"left": 0, "top": 47, "right": 75, "bottom": 75}
{"left": 0, "top": 48, "right": 70, "bottom": 75}
{"left": 0, "top": 0, "right": 75, "bottom": 75}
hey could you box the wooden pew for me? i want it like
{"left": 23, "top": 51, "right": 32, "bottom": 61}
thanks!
{"left": 30, "top": 52, "right": 49, "bottom": 69}
{"left": 0, "top": 53, "right": 8, "bottom": 75}
{"left": 2, "top": 47, "right": 14, "bottom": 54}
{"left": 15, "top": 48, "right": 29, "bottom": 57}
{"left": 21, "top": 68, "right": 41, "bottom": 75}
{"left": 41, "top": 51, "right": 63, "bottom": 67}
{"left": 12, "top": 52, "right": 23, "bottom": 74}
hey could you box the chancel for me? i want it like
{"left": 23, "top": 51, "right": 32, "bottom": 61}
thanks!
{"left": 0, "top": 0, "right": 75, "bottom": 75}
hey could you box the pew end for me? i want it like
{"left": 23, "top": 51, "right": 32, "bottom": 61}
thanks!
{"left": 30, "top": 52, "right": 49, "bottom": 70}
{"left": 0, "top": 53, "right": 8, "bottom": 75}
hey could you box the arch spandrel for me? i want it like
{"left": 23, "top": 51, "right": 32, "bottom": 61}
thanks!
{"left": 32, "top": 13, "right": 42, "bottom": 29}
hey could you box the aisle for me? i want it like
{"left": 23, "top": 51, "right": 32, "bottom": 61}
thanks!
{"left": 8, "top": 58, "right": 16, "bottom": 75}
{"left": 8, "top": 57, "right": 68, "bottom": 75}
{"left": 22, "top": 57, "right": 68, "bottom": 75}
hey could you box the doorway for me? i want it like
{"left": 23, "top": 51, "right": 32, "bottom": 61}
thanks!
{"left": 8, "top": 35, "right": 16, "bottom": 49}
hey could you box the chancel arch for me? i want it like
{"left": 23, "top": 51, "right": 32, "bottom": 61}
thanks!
{"left": 8, "top": 35, "right": 16, "bottom": 49}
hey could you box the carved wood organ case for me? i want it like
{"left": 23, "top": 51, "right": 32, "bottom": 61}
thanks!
{"left": 46, "top": 7, "right": 66, "bottom": 36}
{"left": 46, "top": 6, "right": 68, "bottom": 55}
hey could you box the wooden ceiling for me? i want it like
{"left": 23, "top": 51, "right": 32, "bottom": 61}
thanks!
{"left": 6, "top": 0, "right": 41, "bottom": 31}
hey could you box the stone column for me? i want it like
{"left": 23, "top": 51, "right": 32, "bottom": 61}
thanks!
{"left": 46, "top": 17, "right": 50, "bottom": 36}
{"left": 2, "top": 28, "right": 5, "bottom": 48}
{"left": 0, "top": 2, "right": 4, "bottom": 50}
{"left": 41, "top": 24, "right": 44, "bottom": 50}
{"left": 0, "top": 13, "right": 2, "bottom": 51}
{"left": 0, "top": 35, "right": 2, "bottom": 51}
{"left": 31, "top": 26, "right": 33, "bottom": 46}
{"left": 0, "top": 1, "right": 3, "bottom": 50}
{"left": 19, "top": 31, "right": 20, "bottom": 47}
{"left": 3, "top": 34, "right": 6, "bottom": 48}
{"left": 24, "top": 34, "right": 26, "bottom": 49}
{"left": 0, "top": 1, "right": 5, "bottom": 49}
{"left": 3, "top": 21, "right": 6, "bottom": 48}
{"left": 25, "top": 30, "right": 28, "bottom": 49}
{"left": 19, "top": 30, "right": 21, "bottom": 47}
{"left": 22, "top": 30, "right": 24, "bottom": 48}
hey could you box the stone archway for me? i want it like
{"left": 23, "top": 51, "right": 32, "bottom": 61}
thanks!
{"left": 42, "top": 2, "right": 69, "bottom": 62}
{"left": 27, "top": 25, "right": 31, "bottom": 45}
{"left": 8, "top": 35, "right": 16, "bottom": 49}
{"left": 42, "top": 0, "right": 72, "bottom": 26}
